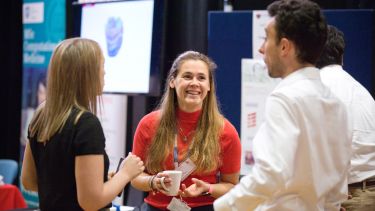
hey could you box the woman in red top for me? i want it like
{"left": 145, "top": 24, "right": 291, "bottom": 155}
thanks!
{"left": 131, "top": 51, "right": 241, "bottom": 211}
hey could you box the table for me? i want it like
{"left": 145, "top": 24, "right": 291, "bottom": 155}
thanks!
{"left": 0, "top": 184, "right": 27, "bottom": 211}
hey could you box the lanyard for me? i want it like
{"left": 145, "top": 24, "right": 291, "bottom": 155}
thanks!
{"left": 173, "top": 135, "right": 179, "bottom": 169}
{"left": 173, "top": 135, "right": 192, "bottom": 169}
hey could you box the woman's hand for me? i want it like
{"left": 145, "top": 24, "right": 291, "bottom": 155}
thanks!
{"left": 120, "top": 153, "right": 145, "bottom": 180}
{"left": 150, "top": 172, "right": 172, "bottom": 195}
{"left": 179, "top": 178, "right": 210, "bottom": 197}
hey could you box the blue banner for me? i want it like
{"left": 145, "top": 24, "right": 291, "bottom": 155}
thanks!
{"left": 21, "top": 0, "right": 65, "bottom": 207}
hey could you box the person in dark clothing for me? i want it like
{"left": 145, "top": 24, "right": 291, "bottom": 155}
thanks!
{"left": 21, "top": 38, "right": 144, "bottom": 211}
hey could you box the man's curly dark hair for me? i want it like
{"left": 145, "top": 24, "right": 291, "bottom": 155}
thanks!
{"left": 316, "top": 25, "right": 345, "bottom": 68}
{"left": 267, "top": 0, "right": 328, "bottom": 65}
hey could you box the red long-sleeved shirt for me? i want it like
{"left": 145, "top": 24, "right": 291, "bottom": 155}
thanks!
{"left": 132, "top": 108, "right": 241, "bottom": 210}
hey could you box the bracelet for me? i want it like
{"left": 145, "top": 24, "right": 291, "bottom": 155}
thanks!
{"left": 148, "top": 175, "right": 156, "bottom": 191}
{"left": 208, "top": 184, "right": 213, "bottom": 194}
{"left": 201, "top": 183, "right": 213, "bottom": 196}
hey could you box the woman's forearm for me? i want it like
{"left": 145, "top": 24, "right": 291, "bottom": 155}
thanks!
{"left": 131, "top": 172, "right": 153, "bottom": 192}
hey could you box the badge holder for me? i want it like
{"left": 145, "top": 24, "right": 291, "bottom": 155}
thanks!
{"left": 167, "top": 196, "right": 191, "bottom": 211}
{"left": 175, "top": 158, "right": 196, "bottom": 181}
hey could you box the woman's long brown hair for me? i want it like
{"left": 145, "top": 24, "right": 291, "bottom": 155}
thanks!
{"left": 146, "top": 51, "right": 224, "bottom": 174}
{"left": 29, "top": 38, "right": 103, "bottom": 142}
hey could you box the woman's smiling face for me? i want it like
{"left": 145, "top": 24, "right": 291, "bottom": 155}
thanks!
{"left": 169, "top": 59, "right": 210, "bottom": 112}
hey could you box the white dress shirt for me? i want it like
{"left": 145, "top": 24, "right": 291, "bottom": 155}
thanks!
{"left": 320, "top": 64, "right": 375, "bottom": 184}
{"left": 214, "top": 67, "right": 351, "bottom": 211}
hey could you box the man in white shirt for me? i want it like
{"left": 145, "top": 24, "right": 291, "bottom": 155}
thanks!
{"left": 214, "top": 0, "right": 352, "bottom": 210}
{"left": 316, "top": 25, "right": 375, "bottom": 211}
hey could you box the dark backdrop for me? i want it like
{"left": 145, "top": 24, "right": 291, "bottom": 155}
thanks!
{"left": 0, "top": 0, "right": 22, "bottom": 164}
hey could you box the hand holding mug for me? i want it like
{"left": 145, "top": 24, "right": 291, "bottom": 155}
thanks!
{"left": 152, "top": 170, "right": 182, "bottom": 196}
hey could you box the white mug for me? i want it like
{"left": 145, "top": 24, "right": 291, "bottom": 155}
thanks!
{"left": 160, "top": 170, "right": 182, "bottom": 196}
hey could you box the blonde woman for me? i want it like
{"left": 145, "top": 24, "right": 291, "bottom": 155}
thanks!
{"left": 21, "top": 38, "right": 144, "bottom": 211}
{"left": 131, "top": 51, "right": 241, "bottom": 211}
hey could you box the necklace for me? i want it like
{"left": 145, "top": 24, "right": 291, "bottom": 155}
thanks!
{"left": 178, "top": 127, "right": 195, "bottom": 142}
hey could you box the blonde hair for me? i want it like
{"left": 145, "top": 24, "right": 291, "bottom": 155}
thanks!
{"left": 146, "top": 51, "right": 224, "bottom": 174}
{"left": 29, "top": 38, "right": 103, "bottom": 142}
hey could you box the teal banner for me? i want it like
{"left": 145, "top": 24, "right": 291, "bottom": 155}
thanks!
{"left": 21, "top": 0, "right": 65, "bottom": 208}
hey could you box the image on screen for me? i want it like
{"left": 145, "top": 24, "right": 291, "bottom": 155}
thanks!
{"left": 80, "top": 0, "right": 154, "bottom": 94}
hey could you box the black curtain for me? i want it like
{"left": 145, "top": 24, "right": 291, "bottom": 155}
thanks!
{"left": 0, "top": 0, "right": 22, "bottom": 162}
{"left": 164, "top": 0, "right": 223, "bottom": 70}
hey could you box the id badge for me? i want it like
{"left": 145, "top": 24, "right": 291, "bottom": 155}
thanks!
{"left": 175, "top": 158, "right": 196, "bottom": 181}
{"left": 167, "top": 197, "right": 191, "bottom": 211}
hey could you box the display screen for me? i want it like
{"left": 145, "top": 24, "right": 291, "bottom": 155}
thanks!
{"left": 80, "top": 0, "right": 161, "bottom": 95}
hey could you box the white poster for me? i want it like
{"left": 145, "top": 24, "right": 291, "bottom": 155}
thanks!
{"left": 252, "top": 10, "right": 271, "bottom": 60}
{"left": 240, "top": 59, "right": 280, "bottom": 175}
{"left": 98, "top": 94, "right": 127, "bottom": 204}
